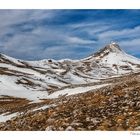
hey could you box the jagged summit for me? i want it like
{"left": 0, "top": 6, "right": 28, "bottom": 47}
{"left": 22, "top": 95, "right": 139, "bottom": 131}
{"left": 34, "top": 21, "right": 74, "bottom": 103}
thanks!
{"left": 105, "top": 42, "right": 122, "bottom": 52}
{"left": 94, "top": 42, "right": 123, "bottom": 58}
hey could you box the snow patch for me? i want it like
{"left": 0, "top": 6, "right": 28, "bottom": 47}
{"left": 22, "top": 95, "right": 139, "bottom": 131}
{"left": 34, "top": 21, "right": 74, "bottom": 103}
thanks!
{"left": 0, "top": 112, "right": 18, "bottom": 122}
{"left": 33, "top": 104, "right": 56, "bottom": 112}
{"left": 48, "top": 84, "right": 109, "bottom": 98}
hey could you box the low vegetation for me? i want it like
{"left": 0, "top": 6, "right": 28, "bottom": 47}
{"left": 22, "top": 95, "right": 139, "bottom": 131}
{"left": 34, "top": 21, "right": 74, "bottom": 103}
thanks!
{"left": 0, "top": 73, "right": 140, "bottom": 131}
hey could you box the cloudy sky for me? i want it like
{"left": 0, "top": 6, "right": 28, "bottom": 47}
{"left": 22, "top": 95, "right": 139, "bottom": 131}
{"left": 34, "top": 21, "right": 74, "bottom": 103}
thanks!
{"left": 0, "top": 10, "right": 140, "bottom": 60}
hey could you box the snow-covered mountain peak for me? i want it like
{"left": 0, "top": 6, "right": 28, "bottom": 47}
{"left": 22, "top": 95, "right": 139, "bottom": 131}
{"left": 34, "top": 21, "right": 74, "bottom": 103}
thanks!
{"left": 94, "top": 42, "right": 123, "bottom": 58}
{"left": 83, "top": 42, "right": 140, "bottom": 75}
{"left": 0, "top": 42, "right": 140, "bottom": 103}
{"left": 107, "top": 42, "right": 122, "bottom": 52}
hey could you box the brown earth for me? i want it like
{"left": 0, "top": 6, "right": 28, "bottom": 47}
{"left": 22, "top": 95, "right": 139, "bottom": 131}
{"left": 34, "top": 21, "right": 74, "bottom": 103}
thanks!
{"left": 0, "top": 73, "right": 140, "bottom": 131}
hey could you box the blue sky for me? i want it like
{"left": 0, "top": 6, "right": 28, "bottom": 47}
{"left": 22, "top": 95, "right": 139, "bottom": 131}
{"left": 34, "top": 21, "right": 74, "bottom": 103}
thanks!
{"left": 0, "top": 10, "right": 140, "bottom": 60}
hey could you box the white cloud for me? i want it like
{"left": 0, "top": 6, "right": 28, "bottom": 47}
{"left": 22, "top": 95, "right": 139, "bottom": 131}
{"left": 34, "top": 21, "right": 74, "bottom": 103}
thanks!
{"left": 67, "top": 36, "right": 95, "bottom": 44}
{"left": 98, "top": 26, "right": 140, "bottom": 39}
{"left": 0, "top": 10, "right": 140, "bottom": 60}
{"left": 120, "top": 38, "right": 140, "bottom": 53}
{"left": 0, "top": 10, "right": 54, "bottom": 27}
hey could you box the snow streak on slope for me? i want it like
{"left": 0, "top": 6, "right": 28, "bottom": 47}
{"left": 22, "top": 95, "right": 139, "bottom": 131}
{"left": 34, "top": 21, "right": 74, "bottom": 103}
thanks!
{"left": 0, "top": 112, "right": 19, "bottom": 123}
{"left": 48, "top": 84, "right": 109, "bottom": 98}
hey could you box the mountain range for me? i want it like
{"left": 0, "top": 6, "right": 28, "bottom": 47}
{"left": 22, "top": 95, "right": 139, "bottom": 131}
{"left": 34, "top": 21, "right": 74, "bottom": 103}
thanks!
{"left": 0, "top": 42, "right": 140, "bottom": 101}
{"left": 0, "top": 42, "right": 140, "bottom": 130}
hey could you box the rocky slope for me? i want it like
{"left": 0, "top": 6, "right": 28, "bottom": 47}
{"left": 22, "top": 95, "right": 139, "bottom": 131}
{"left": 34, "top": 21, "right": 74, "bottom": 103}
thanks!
{"left": 0, "top": 72, "right": 140, "bottom": 130}
{"left": 0, "top": 42, "right": 140, "bottom": 130}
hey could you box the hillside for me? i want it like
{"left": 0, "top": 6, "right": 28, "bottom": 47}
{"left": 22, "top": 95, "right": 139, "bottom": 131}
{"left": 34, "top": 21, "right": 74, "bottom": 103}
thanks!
{"left": 0, "top": 42, "right": 140, "bottom": 130}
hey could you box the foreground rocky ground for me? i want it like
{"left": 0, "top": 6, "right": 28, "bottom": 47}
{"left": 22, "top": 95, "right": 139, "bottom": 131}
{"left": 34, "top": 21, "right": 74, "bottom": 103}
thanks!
{"left": 0, "top": 73, "right": 140, "bottom": 131}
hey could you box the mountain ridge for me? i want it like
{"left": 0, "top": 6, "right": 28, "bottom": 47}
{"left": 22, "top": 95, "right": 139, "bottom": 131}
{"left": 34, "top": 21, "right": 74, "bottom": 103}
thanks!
{"left": 1, "top": 43, "right": 140, "bottom": 130}
{"left": 0, "top": 42, "right": 140, "bottom": 103}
